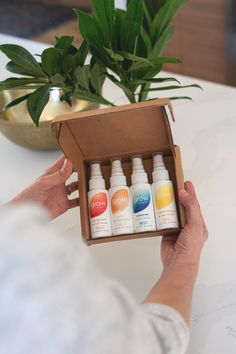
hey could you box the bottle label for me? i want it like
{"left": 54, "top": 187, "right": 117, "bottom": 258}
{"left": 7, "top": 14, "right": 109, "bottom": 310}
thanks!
{"left": 111, "top": 189, "right": 129, "bottom": 214}
{"left": 90, "top": 193, "right": 108, "bottom": 218}
{"left": 155, "top": 184, "right": 173, "bottom": 210}
{"left": 133, "top": 188, "right": 151, "bottom": 213}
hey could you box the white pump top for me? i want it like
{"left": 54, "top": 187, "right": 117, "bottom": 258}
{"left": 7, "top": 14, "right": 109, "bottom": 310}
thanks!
{"left": 89, "top": 162, "right": 105, "bottom": 190}
{"left": 131, "top": 155, "right": 148, "bottom": 185}
{"left": 110, "top": 159, "right": 127, "bottom": 188}
{"left": 152, "top": 153, "right": 170, "bottom": 182}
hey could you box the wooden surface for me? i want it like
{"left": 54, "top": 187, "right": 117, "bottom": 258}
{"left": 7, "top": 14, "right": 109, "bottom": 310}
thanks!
{"left": 31, "top": 0, "right": 87, "bottom": 46}
{"left": 33, "top": 19, "right": 82, "bottom": 47}
{"left": 28, "top": 0, "right": 90, "bottom": 7}
{"left": 164, "top": 0, "right": 228, "bottom": 84}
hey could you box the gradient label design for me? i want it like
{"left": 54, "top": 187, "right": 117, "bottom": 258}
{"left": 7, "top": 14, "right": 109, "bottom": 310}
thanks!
{"left": 155, "top": 184, "right": 173, "bottom": 210}
{"left": 133, "top": 188, "right": 151, "bottom": 213}
{"left": 90, "top": 193, "right": 108, "bottom": 218}
{"left": 111, "top": 189, "right": 129, "bottom": 214}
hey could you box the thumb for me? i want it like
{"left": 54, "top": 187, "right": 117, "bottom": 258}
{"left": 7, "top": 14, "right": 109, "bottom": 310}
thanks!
{"left": 179, "top": 189, "right": 192, "bottom": 207}
{"left": 42, "top": 158, "right": 73, "bottom": 187}
{"left": 179, "top": 188, "right": 202, "bottom": 227}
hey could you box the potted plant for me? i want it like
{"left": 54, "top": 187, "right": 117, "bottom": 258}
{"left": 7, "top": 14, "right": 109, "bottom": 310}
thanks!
{"left": 0, "top": 0, "right": 201, "bottom": 149}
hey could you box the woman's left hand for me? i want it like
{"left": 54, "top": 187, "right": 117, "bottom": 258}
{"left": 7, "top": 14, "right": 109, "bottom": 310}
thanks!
{"left": 9, "top": 156, "right": 79, "bottom": 219}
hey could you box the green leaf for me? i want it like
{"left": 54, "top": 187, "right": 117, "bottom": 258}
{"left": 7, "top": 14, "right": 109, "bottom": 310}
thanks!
{"left": 120, "top": 0, "right": 143, "bottom": 52}
{"left": 141, "top": 0, "right": 152, "bottom": 27}
{"left": 90, "top": 47, "right": 117, "bottom": 73}
{"left": 113, "top": 8, "right": 125, "bottom": 50}
{"left": 139, "top": 72, "right": 185, "bottom": 101}
{"left": 92, "top": 0, "right": 115, "bottom": 45}
{"left": 134, "top": 77, "right": 181, "bottom": 85}
{"left": 151, "top": 0, "right": 188, "bottom": 41}
{"left": 55, "top": 36, "right": 74, "bottom": 53}
{"left": 6, "top": 61, "right": 41, "bottom": 78}
{"left": 152, "top": 25, "right": 175, "bottom": 57}
{"left": 105, "top": 73, "right": 134, "bottom": 98}
{"left": 75, "top": 11, "right": 114, "bottom": 70}
{"left": 142, "top": 65, "right": 163, "bottom": 78}
{"left": 141, "top": 28, "right": 152, "bottom": 56}
{"left": 128, "top": 56, "right": 181, "bottom": 71}
{"left": 74, "top": 89, "right": 114, "bottom": 106}
{"left": 74, "top": 40, "right": 89, "bottom": 66}
{"left": 27, "top": 85, "right": 51, "bottom": 126}
{"left": 105, "top": 48, "right": 124, "bottom": 62}
{"left": 90, "top": 62, "right": 106, "bottom": 94}
{"left": 60, "top": 92, "right": 73, "bottom": 106}
{"left": 142, "top": 0, "right": 165, "bottom": 18}
{"left": 127, "top": 61, "right": 152, "bottom": 72}
{"left": 169, "top": 96, "right": 192, "bottom": 101}
{"left": 61, "top": 55, "right": 75, "bottom": 75}
{"left": 0, "top": 77, "right": 47, "bottom": 92}
{"left": 67, "top": 45, "right": 78, "bottom": 55}
{"left": 144, "top": 77, "right": 181, "bottom": 84}
{"left": 41, "top": 48, "right": 62, "bottom": 76}
{"left": 128, "top": 61, "right": 152, "bottom": 71}
{"left": 50, "top": 74, "right": 65, "bottom": 87}
{"left": 75, "top": 65, "right": 90, "bottom": 90}
{"left": 130, "top": 65, "right": 162, "bottom": 82}
{"left": 0, "top": 93, "right": 31, "bottom": 113}
{"left": 74, "top": 9, "right": 105, "bottom": 50}
{"left": 135, "top": 33, "right": 148, "bottom": 58}
{"left": 0, "top": 44, "right": 46, "bottom": 78}
{"left": 120, "top": 51, "right": 151, "bottom": 64}
{"left": 151, "top": 57, "right": 182, "bottom": 64}
{"left": 143, "top": 84, "right": 203, "bottom": 92}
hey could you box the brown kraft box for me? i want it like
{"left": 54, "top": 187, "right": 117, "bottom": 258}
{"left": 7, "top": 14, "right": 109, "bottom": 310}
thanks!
{"left": 51, "top": 98, "right": 186, "bottom": 245}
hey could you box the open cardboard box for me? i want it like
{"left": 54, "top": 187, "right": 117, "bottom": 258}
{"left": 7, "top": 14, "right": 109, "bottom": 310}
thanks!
{"left": 52, "top": 98, "right": 186, "bottom": 245}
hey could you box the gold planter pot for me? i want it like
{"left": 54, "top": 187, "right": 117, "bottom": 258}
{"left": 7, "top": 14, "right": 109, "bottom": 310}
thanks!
{"left": 0, "top": 88, "right": 98, "bottom": 151}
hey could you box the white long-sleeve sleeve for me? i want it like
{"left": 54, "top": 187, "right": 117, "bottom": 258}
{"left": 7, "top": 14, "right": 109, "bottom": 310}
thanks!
{"left": 0, "top": 205, "right": 189, "bottom": 354}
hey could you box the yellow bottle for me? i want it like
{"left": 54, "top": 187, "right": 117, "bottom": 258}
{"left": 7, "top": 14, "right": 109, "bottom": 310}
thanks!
{"left": 152, "top": 153, "right": 179, "bottom": 230}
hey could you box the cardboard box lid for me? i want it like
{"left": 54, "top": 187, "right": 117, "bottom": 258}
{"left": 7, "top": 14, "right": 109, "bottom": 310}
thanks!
{"left": 51, "top": 98, "right": 176, "bottom": 171}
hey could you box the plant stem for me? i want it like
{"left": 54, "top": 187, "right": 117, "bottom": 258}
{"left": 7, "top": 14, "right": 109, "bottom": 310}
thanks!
{"left": 119, "top": 67, "right": 136, "bottom": 103}
{"left": 123, "top": 89, "right": 136, "bottom": 103}
{"left": 139, "top": 82, "right": 150, "bottom": 101}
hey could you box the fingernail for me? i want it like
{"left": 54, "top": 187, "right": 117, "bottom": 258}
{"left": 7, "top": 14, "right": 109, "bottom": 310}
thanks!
{"left": 61, "top": 158, "right": 68, "bottom": 171}
{"left": 179, "top": 189, "right": 189, "bottom": 197}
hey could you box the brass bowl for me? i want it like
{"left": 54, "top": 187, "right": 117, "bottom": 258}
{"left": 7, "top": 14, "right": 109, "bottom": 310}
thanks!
{"left": 0, "top": 88, "right": 98, "bottom": 151}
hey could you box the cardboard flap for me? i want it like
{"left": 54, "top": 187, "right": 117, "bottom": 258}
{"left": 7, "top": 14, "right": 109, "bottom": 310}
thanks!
{"left": 52, "top": 99, "right": 176, "bottom": 166}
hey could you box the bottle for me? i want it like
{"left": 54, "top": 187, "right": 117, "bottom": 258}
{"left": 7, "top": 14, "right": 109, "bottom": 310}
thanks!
{"left": 130, "top": 156, "right": 156, "bottom": 233}
{"left": 109, "top": 159, "right": 134, "bottom": 236}
{"left": 152, "top": 153, "right": 179, "bottom": 230}
{"left": 88, "top": 161, "right": 112, "bottom": 239}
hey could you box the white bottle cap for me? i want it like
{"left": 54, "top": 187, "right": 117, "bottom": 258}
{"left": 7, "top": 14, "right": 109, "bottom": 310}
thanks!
{"left": 110, "top": 158, "right": 127, "bottom": 187}
{"left": 152, "top": 153, "right": 169, "bottom": 181}
{"left": 89, "top": 161, "right": 105, "bottom": 190}
{"left": 131, "top": 155, "right": 148, "bottom": 185}
{"left": 153, "top": 152, "right": 166, "bottom": 169}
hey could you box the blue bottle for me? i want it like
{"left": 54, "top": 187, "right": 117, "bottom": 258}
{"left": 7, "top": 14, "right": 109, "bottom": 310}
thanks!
{"left": 130, "top": 156, "right": 156, "bottom": 233}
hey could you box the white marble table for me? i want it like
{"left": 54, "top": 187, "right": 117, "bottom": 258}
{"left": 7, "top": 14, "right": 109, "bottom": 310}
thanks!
{"left": 1, "top": 34, "right": 236, "bottom": 354}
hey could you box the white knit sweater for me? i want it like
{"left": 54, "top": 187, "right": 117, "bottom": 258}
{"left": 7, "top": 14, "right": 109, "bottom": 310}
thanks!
{"left": 0, "top": 205, "right": 189, "bottom": 354}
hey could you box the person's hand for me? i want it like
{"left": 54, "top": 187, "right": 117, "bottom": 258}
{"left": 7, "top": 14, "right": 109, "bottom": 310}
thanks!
{"left": 161, "top": 181, "right": 208, "bottom": 276}
{"left": 9, "top": 156, "right": 79, "bottom": 219}
{"left": 143, "top": 181, "right": 208, "bottom": 324}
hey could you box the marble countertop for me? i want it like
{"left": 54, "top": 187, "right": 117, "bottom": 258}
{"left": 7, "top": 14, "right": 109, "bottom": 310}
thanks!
{"left": 1, "top": 33, "right": 236, "bottom": 354}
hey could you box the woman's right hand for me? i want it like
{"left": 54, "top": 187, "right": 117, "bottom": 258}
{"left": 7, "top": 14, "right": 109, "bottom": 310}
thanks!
{"left": 161, "top": 181, "right": 208, "bottom": 278}
{"left": 143, "top": 181, "right": 208, "bottom": 325}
